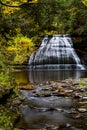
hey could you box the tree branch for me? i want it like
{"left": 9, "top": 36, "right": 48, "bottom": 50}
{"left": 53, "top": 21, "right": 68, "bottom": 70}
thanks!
{"left": 0, "top": 0, "right": 20, "bottom": 7}
{"left": 0, "top": 0, "right": 32, "bottom": 8}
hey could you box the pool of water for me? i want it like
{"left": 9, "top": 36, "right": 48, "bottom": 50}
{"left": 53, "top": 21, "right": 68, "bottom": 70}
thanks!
{"left": 14, "top": 69, "right": 87, "bottom": 84}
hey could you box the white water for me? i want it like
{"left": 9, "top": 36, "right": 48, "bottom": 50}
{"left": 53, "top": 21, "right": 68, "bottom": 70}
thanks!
{"left": 28, "top": 35, "right": 85, "bottom": 70}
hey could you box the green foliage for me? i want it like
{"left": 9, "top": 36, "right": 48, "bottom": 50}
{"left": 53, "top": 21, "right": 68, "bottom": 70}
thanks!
{"left": 0, "top": 104, "right": 19, "bottom": 130}
{"left": 81, "top": 0, "right": 87, "bottom": 6}
{"left": 0, "top": 106, "right": 13, "bottom": 130}
{"left": 78, "top": 79, "right": 87, "bottom": 88}
{"left": 0, "top": 71, "right": 19, "bottom": 130}
{"left": 0, "top": 71, "right": 11, "bottom": 86}
{"left": 7, "top": 33, "right": 34, "bottom": 64}
{"left": 0, "top": 35, "right": 12, "bottom": 68}
{"left": 17, "top": 0, "right": 87, "bottom": 36}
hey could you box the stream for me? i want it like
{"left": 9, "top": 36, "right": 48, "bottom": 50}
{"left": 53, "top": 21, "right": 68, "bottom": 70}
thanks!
{"left": 14, "top": 69, "right": 87, "bottom": 130}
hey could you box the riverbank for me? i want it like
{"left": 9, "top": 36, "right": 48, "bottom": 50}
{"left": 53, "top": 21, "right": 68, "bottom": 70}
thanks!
{"left": 14, "top": 78, "right": 87, "bottom": 130}
{"left": 0, "top": 83, "right": 21, "bottom": 130}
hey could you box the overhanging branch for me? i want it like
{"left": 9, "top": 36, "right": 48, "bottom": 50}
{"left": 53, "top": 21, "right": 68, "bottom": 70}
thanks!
{"left": 0, "top": 0, "right": 20, "bottom": 7}
{"left": 0, "top": 0, "right": 31, "bottom": 8}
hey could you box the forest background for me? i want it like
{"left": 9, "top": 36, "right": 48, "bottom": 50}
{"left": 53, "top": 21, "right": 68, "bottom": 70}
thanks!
{"left": 0, "top": 0, "right": 87, "bottom": 67}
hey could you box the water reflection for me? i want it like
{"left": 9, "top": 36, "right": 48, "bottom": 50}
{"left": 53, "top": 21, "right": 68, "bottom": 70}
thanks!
{"left": 14, "top": 69, "right": 87, "bottom": 85}
{"left": 28, "top": 70, "right": 86, "bottom": 83}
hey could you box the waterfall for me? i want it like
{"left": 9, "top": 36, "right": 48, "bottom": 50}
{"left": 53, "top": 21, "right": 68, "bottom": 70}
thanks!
{"left": 28, "top": 34, "right": 85, "bottom": 70}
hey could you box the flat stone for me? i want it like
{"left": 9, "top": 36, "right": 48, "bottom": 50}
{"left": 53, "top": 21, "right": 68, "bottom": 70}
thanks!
{"left": 78, "top": 108, "right": 87, "bottom": 113}
{"left": 73, "top": 114, "right": 81, "bottom": 119}
{"left": 66, "top": 123, "right": 71, "bottom": 127}
{"left": 82, "top": 96, "right": 87, "bottom": 100}
{"left": 74, "top": 93, "right": 82, "bottom": 98}
{"left": 65, "top": 89, "right": 73, "bottom": 93}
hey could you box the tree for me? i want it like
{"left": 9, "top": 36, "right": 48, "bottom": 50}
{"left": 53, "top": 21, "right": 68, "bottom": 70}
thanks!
{"left": 81, "top": 0, "right": 87, "bottom": 6}
{"left": 0, "top": 0, "right": 87, "bottom": 66}
{"left": 0, "top": 0, "right": 39, "bottom": 7}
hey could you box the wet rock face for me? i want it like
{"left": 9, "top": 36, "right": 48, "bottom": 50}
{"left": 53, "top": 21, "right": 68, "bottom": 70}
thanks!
{"left": 83, "top": 55, "right": 87, "bottom": 66}
{"left": 28, "top": 35, "right": 85, "bottom": 70}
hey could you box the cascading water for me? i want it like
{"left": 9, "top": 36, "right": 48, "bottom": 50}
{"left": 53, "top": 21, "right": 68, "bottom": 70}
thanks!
{"left": 28, "top": 34, "right": 85, "bottom": 70}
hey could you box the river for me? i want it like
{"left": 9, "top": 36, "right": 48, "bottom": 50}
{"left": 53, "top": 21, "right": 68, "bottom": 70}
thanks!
{"left": 13, "top": 69, "right": 87, "bottom": 130}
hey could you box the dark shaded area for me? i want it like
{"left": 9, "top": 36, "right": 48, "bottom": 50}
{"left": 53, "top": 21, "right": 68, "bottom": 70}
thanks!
{"left": 0, "top": 88, "right": 14, "bottom": 104}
